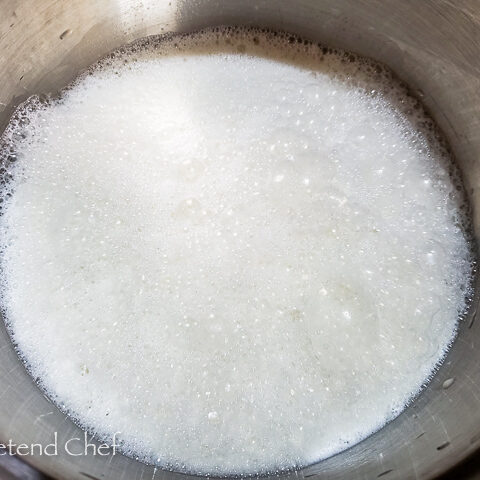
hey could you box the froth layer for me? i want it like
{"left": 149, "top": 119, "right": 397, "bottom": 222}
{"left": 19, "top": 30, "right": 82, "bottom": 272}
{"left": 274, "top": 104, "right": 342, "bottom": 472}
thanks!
{"left": 0, "top": 27, "right": 473, "bottom": 475}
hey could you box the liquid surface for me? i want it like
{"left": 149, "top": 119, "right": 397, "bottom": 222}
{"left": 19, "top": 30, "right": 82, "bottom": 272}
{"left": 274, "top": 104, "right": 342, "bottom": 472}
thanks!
{"left": 0, "top": 28, "right": 473, "bottom": 475}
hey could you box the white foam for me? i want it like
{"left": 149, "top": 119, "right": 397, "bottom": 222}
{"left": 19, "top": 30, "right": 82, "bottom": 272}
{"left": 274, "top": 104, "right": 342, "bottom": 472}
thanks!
{"left": 0, "top": 29, "right": 473, "bottom": 475}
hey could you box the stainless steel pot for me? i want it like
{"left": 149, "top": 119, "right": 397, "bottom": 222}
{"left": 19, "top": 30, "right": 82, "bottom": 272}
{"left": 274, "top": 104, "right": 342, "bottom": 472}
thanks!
{"left": 1, "top": 1, "right": 479, "bottom": 479}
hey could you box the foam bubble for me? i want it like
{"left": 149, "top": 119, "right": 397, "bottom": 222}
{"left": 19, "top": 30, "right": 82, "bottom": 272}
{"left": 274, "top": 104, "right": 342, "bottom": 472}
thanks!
{"left": 0, "top": 27, "right": 474, "bottom": 475}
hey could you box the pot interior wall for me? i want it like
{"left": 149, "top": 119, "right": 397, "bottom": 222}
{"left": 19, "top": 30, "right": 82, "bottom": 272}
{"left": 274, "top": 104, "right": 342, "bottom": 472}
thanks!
{"left": 0, "top": 1, "right": 479, "bottom": 479}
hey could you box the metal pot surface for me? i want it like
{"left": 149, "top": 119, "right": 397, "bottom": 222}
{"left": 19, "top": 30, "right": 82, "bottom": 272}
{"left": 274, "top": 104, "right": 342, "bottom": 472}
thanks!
{"left": 0, "top": 1, "right": 479, "bottom": 479}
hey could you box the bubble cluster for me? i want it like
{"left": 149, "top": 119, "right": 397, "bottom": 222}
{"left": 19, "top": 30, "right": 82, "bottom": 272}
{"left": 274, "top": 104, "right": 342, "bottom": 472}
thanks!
{"left": 0, "top": 27, "right": 474, "bottom": 475}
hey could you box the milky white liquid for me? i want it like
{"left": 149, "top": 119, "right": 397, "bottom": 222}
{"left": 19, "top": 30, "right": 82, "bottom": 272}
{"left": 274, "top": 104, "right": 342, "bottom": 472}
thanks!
{"left": 0, "top": 29, "right": 473, "bottom": 475}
